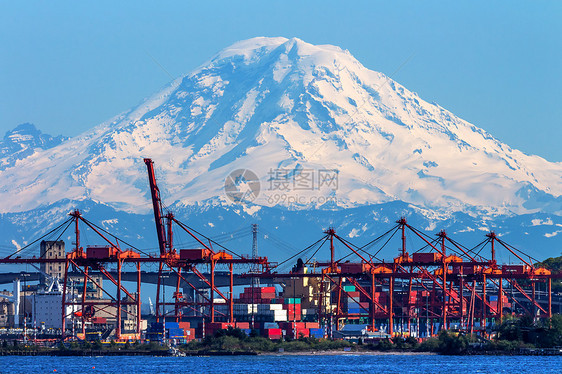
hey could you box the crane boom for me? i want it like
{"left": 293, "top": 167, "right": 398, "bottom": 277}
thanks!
{"left": 144, "top": 158, "right": 167, "bottom": 255}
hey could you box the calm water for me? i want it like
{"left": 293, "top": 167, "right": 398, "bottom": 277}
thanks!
{"left": 0, "top": 354, "right": 561, "bottom": 373}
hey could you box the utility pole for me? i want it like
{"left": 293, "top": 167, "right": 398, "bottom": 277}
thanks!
{"left": 22, "top": 273, "right": 29, "bottom": 344}
{"left": 162, "top": 272, "right": 169, "bottom": 344}
{"left": 251, "top": 224, "right": 258, "bottom": 330}
{"left": 252, "top": 224, "right": 259, "bottom": 288}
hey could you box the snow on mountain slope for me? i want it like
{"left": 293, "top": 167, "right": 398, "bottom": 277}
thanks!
{"left": 0, "top": 37, "right": 560, "bottom": 217}
{"left": 0, "top": 123, "right": 68, "bottom": 170}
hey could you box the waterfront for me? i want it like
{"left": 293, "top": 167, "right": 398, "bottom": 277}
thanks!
{"left": 1, "top": 354, "right": 561, "bottom": 374}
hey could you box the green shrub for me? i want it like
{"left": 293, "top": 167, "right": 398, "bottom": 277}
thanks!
{"left": 417, "top": 337, "right": 439, "bottom": 352}
{"left": 245, "top": 337, "right": 276, "bottom": 352}
{"left": 375, "top": 338, "right": 393, "bottom": 351}
{"left": 211, "top": 335, "right": 242, "bottom": 351}
{"left": 438, "top": 331, "right": 468, "bottom": 355}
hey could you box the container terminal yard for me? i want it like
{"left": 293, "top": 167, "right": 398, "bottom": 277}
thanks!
{"left": 0, "top": 159, "right": 560, "bottom": 344}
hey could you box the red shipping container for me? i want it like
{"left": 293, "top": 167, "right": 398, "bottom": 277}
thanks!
{"left": 262, "top": 328, "right": 283, "bottom": 338}
{"left": 260, "top": 293, "right": 276, "bottom": 299}
{"left": 502, "top": 265, "right": 530, "bottom": 274}
{"left": 279, "top": 322, "right": 305, "bottom": 329}
{"left": 287, "top": 312, "right": 301, "bottom": 321}
{"left": 413, "top": 252, "right": 442, "bottom": 263}
{"left": 180, "top": 249, "right": 211, "bottom": 260}
{"left": 186, "top": 329, "right": 196, "bottom": 341}
{"left": 305, "top": 322, "right": 319, "bottom": 329}
{"left": 179, "top": 322, "right": 191, "bottom": 329}
{"left": 283, "top": 304, "right": 301, "bottom": 309}
{"left": 340, "top": 263, "right": 371, "bottom": 273}
{"left": 287, "top": 328, "right": 309, "bottom": 339}
{"left": 86, "top": 246, "right": 117, "bottom": 259}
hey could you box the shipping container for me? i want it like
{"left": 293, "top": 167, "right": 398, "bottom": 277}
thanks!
{"left": 262, "top": 328, "right": 283, "bottom": 338}
{"left": 86, "top": 246, "right": 117, "bottom": 259}
{"left": 412, "top": 252, "right": 442, "bottom": 263}
{"left": 502, "top": 265, "right": 530, "bottom": 274}
{"left": 179, "top": 248, "right": 210, "bottom": 260}
{"left": 340, "top": 263, "right": 371, "bottom": 273}
{"left": 284, "top": 298, "right": 301, "bottom": 304}
{"left": 309, "top": 328, "right": 324, "bottom": 338}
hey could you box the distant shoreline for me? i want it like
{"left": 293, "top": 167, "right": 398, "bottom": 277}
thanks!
{"left": 261, "top": 350, "right": 437, "bottom": 356}
{"left": 4, "top": 348, "right": 560, "bottom": 357}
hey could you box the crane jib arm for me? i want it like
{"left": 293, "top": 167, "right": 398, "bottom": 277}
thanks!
{"left": 144, "top": 158, "right": 167, "bottom": 255}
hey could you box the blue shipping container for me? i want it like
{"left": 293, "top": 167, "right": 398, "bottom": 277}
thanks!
{"left": 310, "top": 328, "right": 324, "bottom": 338}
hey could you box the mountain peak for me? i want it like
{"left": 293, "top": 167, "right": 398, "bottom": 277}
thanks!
{"left": 0, "top": 38, "right": 560, "bottom": 217}
{"left": 0, "top": 123, "right": 68, "bottom": 171}
{"left": 202, "top": 37, "right": 357, "bottom": 77}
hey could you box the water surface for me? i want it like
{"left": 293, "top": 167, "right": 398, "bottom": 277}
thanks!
{"left": 1, "top": 354, "right": 560, "bottom": 373}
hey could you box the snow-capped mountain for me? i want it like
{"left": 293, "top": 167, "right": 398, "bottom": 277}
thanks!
{"left": 0, "top": 37, "right": 561, "bottom": 261}
{"left": 0, "top": 123, "right": 68, "bottom": 171}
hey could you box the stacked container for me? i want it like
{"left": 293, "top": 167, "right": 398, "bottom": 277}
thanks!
{"left": 262, "top": 328, "right": 283, "bottom": 339}
{"left": 283, "top": 298, "right": 302, "bottom": 321}
{"left": 256, "top": 303, "right": 288, "bottom": 322}
{"left": 238, "top": 286, "right": 276, "bottom": 304}
{"left": 280, "top": 321, "right": 309, "bottom": 339}
{"left": 309, "top": 327, "right": 324, "bottom": 338}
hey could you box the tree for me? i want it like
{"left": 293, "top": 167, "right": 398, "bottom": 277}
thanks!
{"left": 438, "top": 331, "right": 469, "bottom": 354}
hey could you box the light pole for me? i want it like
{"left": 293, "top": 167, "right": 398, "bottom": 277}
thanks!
{"left": 459, "top": 274, "right": 465, "bottom": 331}
{"left": 425, "top": 288, "right": 429, "bottom": 338}
{"left": 161, "top": 272, "right": 169, "bottom": 344}
{"left": 21, "top": 273, "right": 29, "bottom": 344}
{"left": 33, "top": 292, "right": 36, "bottom": 342}
{"left": 292, "top": 277, "right": 296, "bottom": 339}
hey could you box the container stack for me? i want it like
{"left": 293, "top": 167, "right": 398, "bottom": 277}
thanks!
{"left": 280, "top": 321, "right": 309, "bottom": 339}
{"left": 347, "top": 301, "right": 369, "bottom": 315}
{"left": 301, "top": 308, "right": 318, "bottom": 322}
{"left": 164, "top": 321, "right": 197, "bottom": 342}
{"left": 309, "top": 327, "right": 325, "bottom": 338}
{"left": 342, "top": 286, "right": 369, "bottom": 316}
{"left": 166, "top": 322, "right": 184, "bottom": 340}
{"left": 283, "top": 298, "right": 302, "bottom": 321}
{"left": 256, "top": 303, "right": 288, "bottom": 322}
{"left": 146, "top": 322, "right": 164, "bottom": 341}
{"left": 213, "top": 303, "right": 230, "bottom": 321}
{"left": 261, "top": 322, "right": 283, "bottom": 339}
{"left": 488, "top": 294, "right": 510, "bottom": 311}
{"left": 205, "top": 322, "right": 235, "bottom": 336}
{"left": 238, "top": 286, "right": 276, "bottom": 304}
{"left": 203, "top": 321, "right": 253, "bottom": 337}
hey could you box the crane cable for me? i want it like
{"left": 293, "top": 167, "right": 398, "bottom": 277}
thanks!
{"left": 4, "top": 217, "right": 73, "bottom": 259}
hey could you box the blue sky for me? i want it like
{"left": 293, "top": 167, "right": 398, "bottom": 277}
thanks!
{"left": 1, "top": 1, "right": 561, "bottom": 161}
